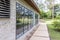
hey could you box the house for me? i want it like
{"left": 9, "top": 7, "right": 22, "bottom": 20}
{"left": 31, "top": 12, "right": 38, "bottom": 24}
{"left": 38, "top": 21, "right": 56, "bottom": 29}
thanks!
{"left": 0, "top": 0, "right": 40, "bottom": 40}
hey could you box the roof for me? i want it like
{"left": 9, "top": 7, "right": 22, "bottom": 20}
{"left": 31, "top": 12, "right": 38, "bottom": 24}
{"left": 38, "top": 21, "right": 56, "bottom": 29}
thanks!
{"left": 24, "top": 0, "right": 40, "bottom": 13}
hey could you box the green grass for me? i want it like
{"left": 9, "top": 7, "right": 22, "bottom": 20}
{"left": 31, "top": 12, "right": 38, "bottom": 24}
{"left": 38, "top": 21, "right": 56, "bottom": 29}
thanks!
{"left": 44, "top": 18, "right": 60, "bottom": 40}
{"left": 48, "top": 24, "right": 60, "bottom": 40}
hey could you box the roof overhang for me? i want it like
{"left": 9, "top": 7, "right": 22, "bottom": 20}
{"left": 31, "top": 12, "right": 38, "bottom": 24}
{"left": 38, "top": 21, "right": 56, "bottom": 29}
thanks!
{"left": 24, "top": 0, "right": 40, "bottom": 13}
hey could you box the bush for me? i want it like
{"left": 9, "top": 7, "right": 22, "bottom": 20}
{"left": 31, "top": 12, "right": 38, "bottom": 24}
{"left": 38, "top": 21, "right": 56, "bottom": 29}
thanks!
{"left": 56, "top": 16, "right": 60, "bottom": 19}
{"left": 52, "top": 20, "right": 60, "bottom": 30}
{"left": 40, "top": 12, "right": 48, "bottom": 19}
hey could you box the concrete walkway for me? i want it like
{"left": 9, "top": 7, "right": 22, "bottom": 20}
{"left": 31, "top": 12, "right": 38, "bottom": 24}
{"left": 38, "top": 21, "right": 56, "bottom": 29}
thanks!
{"left": 29, "top": 21, "right": 50, "bottom": 40}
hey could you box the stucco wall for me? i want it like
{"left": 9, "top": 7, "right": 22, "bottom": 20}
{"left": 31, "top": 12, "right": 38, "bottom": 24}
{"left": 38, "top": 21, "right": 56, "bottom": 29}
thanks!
{"left": 0, "top": 0, "right": 16, "bottom": 40}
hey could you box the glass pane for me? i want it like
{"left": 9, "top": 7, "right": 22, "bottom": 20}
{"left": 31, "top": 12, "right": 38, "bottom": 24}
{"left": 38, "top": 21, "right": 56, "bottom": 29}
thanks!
{"left": 16, "top": 2, "right": 37, "bottom": 38}
{"left": 35, "top": 13, "right": 38, "bottom": 24}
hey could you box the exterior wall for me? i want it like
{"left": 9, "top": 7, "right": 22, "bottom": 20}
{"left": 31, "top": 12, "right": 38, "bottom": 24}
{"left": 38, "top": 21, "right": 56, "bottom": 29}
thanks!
{"left": 0, "top": 0, "right": 40, "bottom": 40}
{"left": 0, "top": 0, "right": 16, "bottom": 40}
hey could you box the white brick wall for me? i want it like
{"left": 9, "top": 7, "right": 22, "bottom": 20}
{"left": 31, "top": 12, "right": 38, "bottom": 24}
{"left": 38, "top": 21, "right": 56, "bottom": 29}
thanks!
{"left": 0, "top": 0, "right": 16, "bottom": 40}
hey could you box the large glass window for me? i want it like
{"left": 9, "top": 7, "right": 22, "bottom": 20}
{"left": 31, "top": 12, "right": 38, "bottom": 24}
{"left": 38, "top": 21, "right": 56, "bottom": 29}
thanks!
{"left": 16, "top": 3, "right": 39, "bottom": 38}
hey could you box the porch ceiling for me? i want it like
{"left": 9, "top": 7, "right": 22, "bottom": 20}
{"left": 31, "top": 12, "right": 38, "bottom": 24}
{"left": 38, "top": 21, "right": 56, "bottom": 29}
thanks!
{"left": 24, "top": 0, "right": 40, "bottom": 13}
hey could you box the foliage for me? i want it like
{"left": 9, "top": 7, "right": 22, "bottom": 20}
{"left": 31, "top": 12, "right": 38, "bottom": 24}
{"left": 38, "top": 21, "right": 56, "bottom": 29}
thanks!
{"left": 56, "top": 16, "right": 60, "bottom": 19}
{"left": 40, "top": 10, "right": 52, "bottom": 19}
{"left": 54, "top": 4, "right": 60, "bottom": 18}
{"left": 46, "top": 10, "right": 52, "bottom": 18}
{"left": 48, "top": 24, "right": 60, "bottom": 40}
{"left": 40, "top": 10, "right": 48, "bottom": 19}
{"left": 52, "top": 20, "right": 60, "bottom": 30}
{"left": 54, "top": 4, "right": 60, "bottom": 10}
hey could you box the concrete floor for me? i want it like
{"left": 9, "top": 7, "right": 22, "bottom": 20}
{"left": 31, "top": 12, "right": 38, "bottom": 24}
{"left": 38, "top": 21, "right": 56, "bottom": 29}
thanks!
{"left": 29, "top": 21, "right": 50, "bottom": 40}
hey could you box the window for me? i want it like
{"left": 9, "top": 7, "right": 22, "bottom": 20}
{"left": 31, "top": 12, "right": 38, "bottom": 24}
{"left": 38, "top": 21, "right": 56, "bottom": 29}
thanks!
{"left": 35, "top": 13, "right": 38, "bottom": 24}
{"left": 0, "top": 0, "right": 10, "bottom": 18}
{"left": 16, "top": 3, "right": 39, "bottom": 38}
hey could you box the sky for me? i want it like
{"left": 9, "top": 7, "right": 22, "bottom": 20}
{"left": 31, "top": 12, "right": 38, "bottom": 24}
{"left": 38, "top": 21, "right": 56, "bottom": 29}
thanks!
{"left": 37, "top": 0, "right": 45, "bottom": 4}
{"left": 54, "top": 0, "right": 60, "bottom": 4}
{"left": 37, "top": 0, "right": 60, "bottom": 4}
{"left": 37, "top": 0, "right": 60, "bottom": 12}
{"left": 36, "top": 0, "right": 48, "bottom": 12}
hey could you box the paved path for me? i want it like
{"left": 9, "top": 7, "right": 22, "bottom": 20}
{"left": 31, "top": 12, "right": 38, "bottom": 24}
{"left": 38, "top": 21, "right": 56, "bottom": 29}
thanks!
{"left": 29, "top": 21, "right": 50, "bottom": 40}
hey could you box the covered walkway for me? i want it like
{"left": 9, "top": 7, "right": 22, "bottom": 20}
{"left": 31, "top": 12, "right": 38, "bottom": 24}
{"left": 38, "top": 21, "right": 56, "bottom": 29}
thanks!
{"left": 29, "top": 21, "right": 50, "bottom": 40}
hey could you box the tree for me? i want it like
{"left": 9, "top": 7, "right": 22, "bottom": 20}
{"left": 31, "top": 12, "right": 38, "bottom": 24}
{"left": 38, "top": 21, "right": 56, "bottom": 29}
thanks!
{"left": 54, "top": 4, "right": 60, "bottom": 18}
{"left": 46, "top": 0, "right": 54, "bottom": 18}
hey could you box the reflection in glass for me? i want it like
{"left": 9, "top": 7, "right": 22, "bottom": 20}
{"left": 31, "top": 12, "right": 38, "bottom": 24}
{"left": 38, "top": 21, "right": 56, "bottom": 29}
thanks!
{"left": 16, "top": 3, "right": 39, "bottom": 38}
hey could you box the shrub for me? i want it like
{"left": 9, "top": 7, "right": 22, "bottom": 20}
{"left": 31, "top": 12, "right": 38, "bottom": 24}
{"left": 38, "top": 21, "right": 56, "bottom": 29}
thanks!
{"left": 56, "top": 16, "right": 60, "bottom": 19}
{"left": 52, "top": 20, "right": 60, "bottom": 30}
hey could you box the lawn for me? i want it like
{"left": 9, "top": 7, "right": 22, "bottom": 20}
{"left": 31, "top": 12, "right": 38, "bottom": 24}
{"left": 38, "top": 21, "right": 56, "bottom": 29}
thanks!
{"left": 44, "top": 19, "right": 60, "bottom": 40}
{"left": 48, "top": 24, "right": 60, "bottom": 40}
